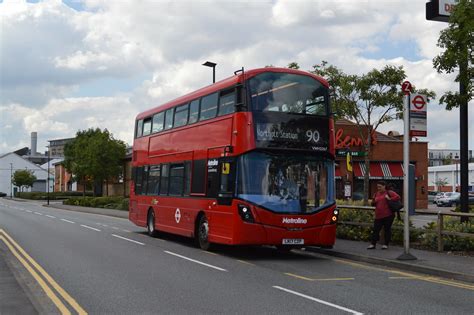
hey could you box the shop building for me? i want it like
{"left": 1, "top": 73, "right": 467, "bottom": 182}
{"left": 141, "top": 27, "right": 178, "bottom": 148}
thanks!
{"left": 334, "top": 120, "right": 428, "bottom": 209}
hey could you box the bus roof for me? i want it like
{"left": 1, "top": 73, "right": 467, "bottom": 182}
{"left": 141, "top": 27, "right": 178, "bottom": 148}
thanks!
{"left": 136, "top": 67, "right": 329, "bottom": 120}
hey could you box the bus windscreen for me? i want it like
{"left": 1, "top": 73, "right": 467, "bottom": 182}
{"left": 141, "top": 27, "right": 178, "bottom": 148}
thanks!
{"left": 249, "top": 73, "right": 328, "bottom": 116}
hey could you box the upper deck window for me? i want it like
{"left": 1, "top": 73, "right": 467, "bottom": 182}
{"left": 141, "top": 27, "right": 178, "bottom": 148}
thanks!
{"left": 174, "top": 104, "right": 189, "bottom": 128}
{"left": 188, "top": 99, "right": 200, "bottom": 124}
{"left": 218, "top": 89, "right": 235, "bottom": 116}
{"left": 136, "top": 120, "right": 143, "bottom": 138}
{"left": 152, "top": 112, "right": 164, "bottom": 133}
{"left": 199, "top": 93, "right": 218, "bottom": 121}
{"left": 143, "top": 117, "right": 152, "bottom": 136}
{"left": 249, "top": 72, "right": 328, "bottom": 116}
{"left": 164, "top": 108, "right": 174, "bottom": 130}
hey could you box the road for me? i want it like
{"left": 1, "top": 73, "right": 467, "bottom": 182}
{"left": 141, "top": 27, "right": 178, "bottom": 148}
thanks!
{"left": 1, "top": 198, "right": 473, "bottom": 314}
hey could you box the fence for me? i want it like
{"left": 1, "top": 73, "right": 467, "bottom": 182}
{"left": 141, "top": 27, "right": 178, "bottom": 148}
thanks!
{"left": 337, "top": 205, "right": 474, "bottom": 252}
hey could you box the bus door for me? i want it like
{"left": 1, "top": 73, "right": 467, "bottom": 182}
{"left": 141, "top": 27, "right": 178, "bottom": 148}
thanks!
{"left": 217, "top": 157, "right": 236, "bottom": 206}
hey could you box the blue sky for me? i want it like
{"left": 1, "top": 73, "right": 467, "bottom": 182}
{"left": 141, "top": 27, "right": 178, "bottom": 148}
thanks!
{"left": 1, "top": 0, "right": 472, "bottom": 154}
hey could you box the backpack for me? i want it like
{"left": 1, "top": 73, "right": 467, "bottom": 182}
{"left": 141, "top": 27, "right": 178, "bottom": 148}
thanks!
{"left": 387, "top": 191, "right": 403, "bottom": 220}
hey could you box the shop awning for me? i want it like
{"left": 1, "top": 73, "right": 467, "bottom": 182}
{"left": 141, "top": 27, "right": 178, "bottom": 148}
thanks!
{"left": 354, "top": 162, "right": 404, "bottom": 180}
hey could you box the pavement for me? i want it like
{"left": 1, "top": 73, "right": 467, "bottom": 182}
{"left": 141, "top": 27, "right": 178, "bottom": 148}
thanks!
{"left": 0, "top": 245, "right": 37, "bottom": 315}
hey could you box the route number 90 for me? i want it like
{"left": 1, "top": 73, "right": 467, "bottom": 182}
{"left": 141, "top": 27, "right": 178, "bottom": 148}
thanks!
{"left": 306, "top": 130, "right": 320, "bottom": 143}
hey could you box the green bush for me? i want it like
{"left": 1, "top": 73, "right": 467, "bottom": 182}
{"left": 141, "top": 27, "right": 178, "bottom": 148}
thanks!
{"left": 16, "top": 191, "right": 94, "bottom": 200}
{"left": 336, "top": 208, "right": 422, "bottom": 245}
{"left": 421, "top": 217, "right": 474, "bottom": 251}
{"left": 63, "top": 197, "right": 129, "bottom": 211}
{"left": 453, "top": 205, "right": 474, "bottom": 213}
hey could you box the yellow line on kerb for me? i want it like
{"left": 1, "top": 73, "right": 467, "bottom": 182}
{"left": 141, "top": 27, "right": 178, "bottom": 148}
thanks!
{"left": 0, "top": 235, "right": 71, "bottom": 315}
{"left": 285, "top": 272, "right": 354, "bottom": 281}
{"left": 0, "top": 229, "right": 87, "bottom": 314}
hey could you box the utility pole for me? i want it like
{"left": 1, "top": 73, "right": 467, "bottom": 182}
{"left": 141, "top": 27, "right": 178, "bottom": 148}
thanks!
{"left": 10, "top": 163, "right": 13, "bottom": 198}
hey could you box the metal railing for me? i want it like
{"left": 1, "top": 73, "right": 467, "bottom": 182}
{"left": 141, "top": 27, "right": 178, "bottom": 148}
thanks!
{"left": 337, "top": 204, "right": 474, "bottom": 252}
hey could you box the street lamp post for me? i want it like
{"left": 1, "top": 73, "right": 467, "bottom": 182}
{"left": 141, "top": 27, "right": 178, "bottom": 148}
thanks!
{"left": 202, "top": 61, "right": 217, "bottom": 83}
{"left": 455, "top": 154, "right": 459, "bottom": 192}
{"left": 47, "top": 146, "right": 50, "bottom": 206}
{"left": 10, "top": 163, "right": 13, "bottom": 199}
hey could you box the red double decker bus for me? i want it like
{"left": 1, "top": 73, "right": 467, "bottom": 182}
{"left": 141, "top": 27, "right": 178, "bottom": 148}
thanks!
{"left": 130, "top": 67, "right": 337, "bottom": 250}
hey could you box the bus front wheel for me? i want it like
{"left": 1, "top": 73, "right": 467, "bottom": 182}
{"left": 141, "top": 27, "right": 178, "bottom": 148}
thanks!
{"left": 147, "top": 209, "right": 159, "bottom": 237}
{"left": 197, "top": 215, "right": 212, "bottom": 251}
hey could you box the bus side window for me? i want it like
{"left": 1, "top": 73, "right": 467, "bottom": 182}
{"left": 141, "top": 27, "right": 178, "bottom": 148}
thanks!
{"left": 169, "top": 164, "right": 185, "bottom": 196}
{"left": 135, "top": 166, "right": 143, "bottom": 195}
{"left": 164, "top": 108, "right": 174, "bottom": 130}
{"left": 218, "top": 89, "right": 235, "bottom": 116}
{"left": 199, "top": 93, "right": 218, "bottom": 121}
{"left": 142, "top": 165, "right": 149, "bottom": 195}
{"left": 142, "top": 117, "right": 152, "bottom": 136}
{"left": 136, "top": 120, "right": 143, "bottom": 138}
{"left": 184, "top": 161, "right": 191, "bottom": 196}
{"left": 188, "top": 99, "right": 200, "bottom": 124}
{"left": 160, "top": 164, "right": 170, "bottom": 195}
{"left": 152, "top": 112, "right": 164, "bottom": 133}
{"left": 191, "top": 160, "right": 206, "bottom": 194}
{"left": 147, "top": 165, "right": 161, "bottom": 195}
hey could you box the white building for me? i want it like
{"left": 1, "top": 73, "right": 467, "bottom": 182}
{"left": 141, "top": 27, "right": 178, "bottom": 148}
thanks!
{"left": 0, "top": 153, "right": 53, "bottom": 196}
{"left": 428, "top": 163, "right": 474, "bottom": 192}
{"left": 428, "top": 149, "right": 473, "bottom": 166}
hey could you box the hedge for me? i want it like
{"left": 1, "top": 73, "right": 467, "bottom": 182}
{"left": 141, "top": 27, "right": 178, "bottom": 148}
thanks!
{"left": 336, "top": 208, "right": 422, "bottom": 245}
{"left": 421, "top": 218, "right": 474, "bottom": 251}
{"left": 15, "top": 191, "right": 94, "bottom": 200}
{"left": 63, "top": 197, "right": 129, "bottom": 211}
{"left": 337, "top": 207, "right": 473, "bottom": 251}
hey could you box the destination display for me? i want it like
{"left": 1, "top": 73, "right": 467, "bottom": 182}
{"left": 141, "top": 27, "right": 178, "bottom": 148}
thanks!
{"left": 253, "top": 112, "right": 329, "bottom": 151}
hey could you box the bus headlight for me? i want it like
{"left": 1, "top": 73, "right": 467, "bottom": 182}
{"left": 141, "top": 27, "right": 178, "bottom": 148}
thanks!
{"left": 238, "top": 204, "right": 255, "bottom": 223}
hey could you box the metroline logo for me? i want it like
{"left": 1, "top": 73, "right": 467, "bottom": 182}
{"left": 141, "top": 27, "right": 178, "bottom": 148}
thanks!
{"left": 282, "top": 218, "right": 307, "bottom": 224}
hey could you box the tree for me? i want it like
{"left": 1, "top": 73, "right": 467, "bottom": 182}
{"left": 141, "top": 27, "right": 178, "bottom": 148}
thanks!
{"left": 433, "top": 177, "right": 449, "bottom": 191}
{"left": 64, "top": 128, "right": 127, "bottom": 196}
{"left": 312, "top": 61, "right": 435, "bottom": 204}
{"left": 287, "top": 62, "right": 300, "bottom": 70}
{"left": 12, "top": 169, "right": 36, "bottom": 196}
{"left": 433, "top": 0, "right": 473, "bottom": 110}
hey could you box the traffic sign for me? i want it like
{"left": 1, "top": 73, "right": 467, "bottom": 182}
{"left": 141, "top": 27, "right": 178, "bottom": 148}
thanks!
{"left": 410, "top": 94, "right": 427, "bottom": 112}
{"left": 401, "top": 81, "right": 412, "bottom": 94}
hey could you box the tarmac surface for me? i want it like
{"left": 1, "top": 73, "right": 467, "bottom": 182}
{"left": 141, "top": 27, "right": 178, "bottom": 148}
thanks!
{"left": 1, "top": 198, "right": 473, "bottom": 313}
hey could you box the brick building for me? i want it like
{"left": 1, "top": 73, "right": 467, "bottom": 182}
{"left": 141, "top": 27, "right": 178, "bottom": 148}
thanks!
{"left": 335, "top": 120, "right": 428, "bottom": 209}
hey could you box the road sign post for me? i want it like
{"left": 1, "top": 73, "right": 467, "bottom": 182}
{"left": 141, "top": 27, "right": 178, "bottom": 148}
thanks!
{"left": 398, "top": 83, "right": 417, "bottom": 261}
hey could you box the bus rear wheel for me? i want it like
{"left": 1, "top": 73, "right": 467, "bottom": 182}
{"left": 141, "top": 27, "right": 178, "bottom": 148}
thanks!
{"left": 197, "top": 215, "right": 212, "bottom": 251}
{"left": 147, "top": 209, "right": 159, "bottom": 237}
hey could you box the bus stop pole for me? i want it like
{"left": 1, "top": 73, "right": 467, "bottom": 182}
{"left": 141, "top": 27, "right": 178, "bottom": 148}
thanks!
{"left": 398, "top": 93, "right": 417, "bottom": 260}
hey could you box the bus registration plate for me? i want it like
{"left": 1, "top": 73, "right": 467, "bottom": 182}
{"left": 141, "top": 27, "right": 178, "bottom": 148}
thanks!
{"left": 282, "top": 239, "right": 304, "bottom": 245}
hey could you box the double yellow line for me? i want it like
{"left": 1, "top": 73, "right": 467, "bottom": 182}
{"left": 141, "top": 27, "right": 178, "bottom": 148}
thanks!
{"left": 0, "top": 229, "right": 87, "bottom": 315}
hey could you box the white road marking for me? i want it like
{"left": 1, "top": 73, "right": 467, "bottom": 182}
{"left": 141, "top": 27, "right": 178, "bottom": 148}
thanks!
{"left": 34, "top": 212, "right": 43, "bottom": 216}
{"left": 112, "top": 234, "right": 145, "bottom": 245}
{"left": 111, "top": 227, "right": 119, "bottom": 230}
{"left": 45, "top": 215, "right": 56, "bottom": 219}
{"left": 60, "top": 219, "right": 75, "bottom": 224}
{"left": 164, "top": 251, "right": 227, "bottom": 272}
{"left": 122, "top": 229, "right": 131, "bottom": 233}
{"left": 80, "top": 224, "right": 101, "bottom": 232}
{"left": 26, "top": 210, "right": 33, "bottom": 213}
{"left": 273, "top": 286, "right": 363, "bottom": 315}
